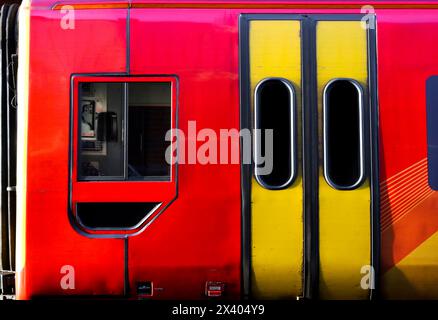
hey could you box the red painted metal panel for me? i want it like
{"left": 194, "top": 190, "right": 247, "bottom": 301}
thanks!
{"left": 18, "top": 9, "right": 128, "bottom": 299}
{"left": 127, "top": 9, "right": 241, "bottom": 299}
{"left": 20, "top": 0, "right": 438, "bottom": 299}
{"left": 377, "top": 10, "right": 438, "bottom": 180}
{"left": 376, "top": 10, "right": 438, "bottom": 277}
{"left": 42, "top": 1, "right": 438, "bottom": 11}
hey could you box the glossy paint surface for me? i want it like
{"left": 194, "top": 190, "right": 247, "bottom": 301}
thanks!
{"left": 249, "top": 20, "right": 304, "bottom": 299}
{"left": 128, "top": 9, "right": 242, "bottom": 299}
{"left": 376, "top": 10, "right": 438, "bottom": 299}
{"left": 17, "top": 8, "right": 128, "bottom": 298}
{"left": 317, "top": 20, "right": 371, "bottom": 299}
{"left": 18, "top": 0, "right": 438, "bottom": 299}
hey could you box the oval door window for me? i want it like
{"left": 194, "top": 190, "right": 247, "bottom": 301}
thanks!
{"left": 254, "top": 78, "right": 296, "bottom": 189}
{"left": 323, "top": 79, "right": 365, "bottom": 190}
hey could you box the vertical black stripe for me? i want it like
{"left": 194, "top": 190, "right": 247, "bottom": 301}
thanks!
{"left": 238, "top": 15, "right": 251, "bottom": 299}
{"left": 0, "top": 4, "right": 11, "bottom": 272}
{"left": 6, "top": 4, "right": 19, "bottom": 272}
{"left": 124, "top": 236, "right": 130, "bottom": 296}
{"left": 302, "top": 15, "right": 319, "bottom": 300}
{"left": 367, "top": 15, "right": 380, "bottom": 300}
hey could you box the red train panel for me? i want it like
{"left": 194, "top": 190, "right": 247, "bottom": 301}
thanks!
{"left": 8, "top": 0, "right": 438, "bottom": 299}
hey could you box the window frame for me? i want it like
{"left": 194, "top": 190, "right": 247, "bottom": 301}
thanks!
{"left": 69, "top": 75, "right": 178, "bottom": 236}
{"left": 426, "top": 76, "right": 438, "bottom": 190}
{"left": 75, "top": 77, "right": 175, "bottom": 182}
{"left": 322, "top": 78, "right": 365, "bottom": 190}
{"left": 253, "top": 77, "right": 297, "bottom": 190}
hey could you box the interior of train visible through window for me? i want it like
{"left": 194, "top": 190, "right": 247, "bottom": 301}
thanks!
{"left": 78, "top": 82, "right": 171, "bottom": 181}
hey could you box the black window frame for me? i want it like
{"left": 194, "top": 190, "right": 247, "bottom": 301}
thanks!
{"left": 253, "top": 77, "right": 297, "bottom": 190}
{"left": 323, "top": 78, "right": 365, "bottom": 190}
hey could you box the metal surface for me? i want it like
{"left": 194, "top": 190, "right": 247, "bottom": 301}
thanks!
{"left": 13, "top": 0, "right": 438, "bottom": 300}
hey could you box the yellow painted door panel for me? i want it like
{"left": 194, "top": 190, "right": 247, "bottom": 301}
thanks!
{"left": 249, "top": 20, "right": 304, "bottom": 299}
{"left": 316, "top": 21, "right": 371, "bottom": 300}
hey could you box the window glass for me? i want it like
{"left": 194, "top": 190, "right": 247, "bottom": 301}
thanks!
{"left": 427, "top": 76, "right": 438, "bottom": 190}
{"left": 324, "top": 79, "right": 363, "bottom": 189}
{"left": 128, "top": 83, "right": 171, "bottom": 179}
{"left": 79, "top": 82, "right": 124, "bottom": 179}
{"left": 78, "top": 81, "right": 171, "bottom": 181}
{"left": 77, "top": 202, "right": 160, "bottom": 229}
{"left": 254, "top": 78, "right": 295, "bottom": 189}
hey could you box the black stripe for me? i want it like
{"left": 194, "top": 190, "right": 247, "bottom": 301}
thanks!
{"left": 367, "top": 16, "right": 381, "bottom": 300}
{"left": 0, "top": 3, "right": 11, "bottom": 272}
{"left": 302, "top": 15, "right": 319, "bottom": 300}
{"left": 6, "top": 3, "right": 19, "bottom": 272}
{"left": 124, "top": 237, "right": 130, "bottom": 297}
{"left": 238, "top": 14, "right": 251, "bottom": 299}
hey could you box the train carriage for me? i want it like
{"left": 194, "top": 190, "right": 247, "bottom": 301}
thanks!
{"left": 0, "top": 0, "right": 438, "bottom": 300}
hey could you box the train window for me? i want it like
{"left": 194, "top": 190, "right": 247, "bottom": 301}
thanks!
{"left": 254, "top": 78, "right": 296, "bottom": 189}
{"left": 78, "top": 81, "right": 171, "bottom": 181}
{"left": 323, "top": 79, "right": 364, "bottom": 190}
{"left": 76, "top": 202, "right": 161, "bottom": 229}
{"left": 79, "top": 82, "right": 125, "bottom": 179}
{"left": 427, "top": 76, "right": 438, "bottom": 190}
{"left": 128, "top": 83, "right": 171, "bottom": 179}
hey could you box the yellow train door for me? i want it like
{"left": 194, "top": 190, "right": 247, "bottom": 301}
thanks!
{"left": 240, "top": 14, "right": 379, "bottom": 300}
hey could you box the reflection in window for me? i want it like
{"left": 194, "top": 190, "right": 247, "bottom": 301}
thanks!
{"left": 79, "top": 82, "right": 124, "bottom": 179}
{"left": 254, "top": 78, "right": 295, "bottom": 189}
{"left": 323, "top": 79, "right": 364, "bottom": 189}
{"left": 128, "top": 83, "right": 171, "bottom": 179}
{"left": 78, "top": 82, "right": 171, "bottom": 181}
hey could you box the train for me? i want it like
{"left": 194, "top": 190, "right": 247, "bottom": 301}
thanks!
{"left": 0, "top": 0, "right": 438, "bottom": 300}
